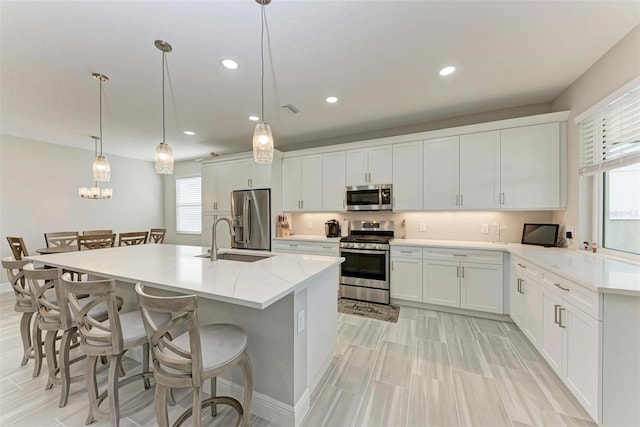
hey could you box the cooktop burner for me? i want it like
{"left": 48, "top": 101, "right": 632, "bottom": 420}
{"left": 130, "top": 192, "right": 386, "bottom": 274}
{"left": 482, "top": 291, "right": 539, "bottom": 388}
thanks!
{"left": 339, "top": 235, "right": 393, "bottom": 244}
{"left": 339, "top": 220, "right": 395, "bottom": 249}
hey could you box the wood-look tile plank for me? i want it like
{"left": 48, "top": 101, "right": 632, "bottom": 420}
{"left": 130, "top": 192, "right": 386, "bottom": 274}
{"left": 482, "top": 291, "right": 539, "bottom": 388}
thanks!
{"left": 383, "top": 317, "right": 415, "bottom": 347}
{"left": 302, "top": 383, "right": 361, "bottom": 427}
{"left": 440, "top": 312, "right": 477, "bottom": 340}
{"left": 373, "top": 341, "right": 412, "bottom": 388}
{"left": 501, "top": 324, "right": 545, "bottom": 363}
{"left": 398, "top": 306, "right": 417, "bottom": 320}
{"left": 469, "top": 317, "right": 507, "bottom": 337}
{"left": 491, "top": 364, "right": 566, "bottom": 426}
{"left": 477, "top": 332, "right": 528, "bottom": 371}
{"left": 412, "top": 338, "right": 451, "bottom": 381}
{"left": 355, "top": 379, "right": 408, "bottom": 427}
{"left": 327, "top": 344, "right": 378, "bottom": 395}
{"left": 350, "top": 319, "right": 387, "bottom": 350}
{"left": 408, "top": 374, "right": 459, "bottom": 427}
{"left": 416, "top": 315, "right": 445, "bottom": 342}
{"left": 560, "top": 413, "right": 599, "bottom": 427}
{"left": 447, "top": 336, "right": 490, "bottom": 376}
{"left": 453, "top": 369, "right": 512, "bottom": 427}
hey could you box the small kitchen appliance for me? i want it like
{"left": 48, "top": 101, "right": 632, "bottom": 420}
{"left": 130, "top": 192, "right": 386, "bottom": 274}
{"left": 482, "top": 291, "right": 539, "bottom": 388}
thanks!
{"left": 325, "top": 219, "right": 340, "bottom": 238}
{"left": 345, "top": 184, "right": 392, "bottom": 211}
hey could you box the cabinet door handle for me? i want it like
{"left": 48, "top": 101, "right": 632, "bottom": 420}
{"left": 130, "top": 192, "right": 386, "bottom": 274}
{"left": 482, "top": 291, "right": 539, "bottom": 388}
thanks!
{"left": 455, "top": 194, "right": 459, "bottom": 207}
{"left": 461, "top": 266, "right": 465, "bottom": 278}
{"left": 554, "top": 304, "right": 561, "bottom": 325}
{"left": 500, "top": 192, "right": 505, "bottom": 205}
{"left": 459, "top": 194, "right": 463, "bottom": 207}
{"left": 559, "top": 307, "right": 566, "bottom": 328}
{"left": 343, "top": 198, "right": 346, "bottom": 208}
{"left": 301, "top": 200, "right": 304, "bottom": 209}
{"left": 391, "top": 261, "right": 394, "bottom": 271}
{"left": 554, "top": 283, "right": 570, "bottom": 292}
{"left": 364, "top": 172, "right": 368, "bottom": 183}
{"left": 456, "top": 266, "right": 460, "bottom": 278}
{"left": 517, "top": 278, "right": 521, "bottom": 293}
{"left": 517, "top": 263, "right": 527, "bottom": 269}
{"left": 453, "top": 254, "right": 467, "bottom": 257}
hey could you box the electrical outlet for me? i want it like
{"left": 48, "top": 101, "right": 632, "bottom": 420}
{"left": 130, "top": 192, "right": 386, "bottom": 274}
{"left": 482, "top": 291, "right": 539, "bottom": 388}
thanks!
{"left": 306, "top": 222, "right": 312, "bottom": 230}
{"left": 419, "top": 223, "right": 426, "bottom": 232}
{"left": 297, "top": 310, "right": 305, "bottom": 334}
{"left": 480, "top": 224, "right": 489, "bottom": 234}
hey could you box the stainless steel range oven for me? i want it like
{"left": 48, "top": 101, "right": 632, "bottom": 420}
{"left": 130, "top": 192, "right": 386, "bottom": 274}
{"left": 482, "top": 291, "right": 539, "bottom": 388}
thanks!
{"left": 339, "top": 220, "right": 394, "bottom": 304}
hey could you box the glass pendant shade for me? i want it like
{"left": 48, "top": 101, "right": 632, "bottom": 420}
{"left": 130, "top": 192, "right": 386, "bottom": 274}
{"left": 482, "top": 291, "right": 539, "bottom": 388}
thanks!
{"left": 92, "top": 155, "right": 110, "bottom": 182}
{"left": 78, "top": 185, "right": 112, "bottom": 199}
{"left": 155, "top": 142, "right": 174, "bottom": 174}
{"left": 253, "top": 122, "right": 274, "bottom": 163}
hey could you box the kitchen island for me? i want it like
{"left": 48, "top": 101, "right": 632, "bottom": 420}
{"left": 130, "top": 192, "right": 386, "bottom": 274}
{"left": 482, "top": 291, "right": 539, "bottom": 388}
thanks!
{"left": 28, "top": 244, "right": 344, "bottom": 426}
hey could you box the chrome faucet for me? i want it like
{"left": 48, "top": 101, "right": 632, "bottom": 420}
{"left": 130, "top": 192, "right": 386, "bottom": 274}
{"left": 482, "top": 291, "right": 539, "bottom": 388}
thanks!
{"left": 211, "top": 217, "right": 235, "bottom": 261}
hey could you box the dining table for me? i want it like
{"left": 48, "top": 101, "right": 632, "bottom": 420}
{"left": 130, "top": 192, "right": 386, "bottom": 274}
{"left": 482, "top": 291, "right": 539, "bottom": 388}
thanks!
{"left": 35, "top": 246, "right": 79, "bottom": 255}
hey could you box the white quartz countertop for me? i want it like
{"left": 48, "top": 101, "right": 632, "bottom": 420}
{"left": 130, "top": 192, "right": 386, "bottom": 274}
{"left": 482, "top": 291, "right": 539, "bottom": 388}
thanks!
{"left": 274, "top": 235, "right": 342, "bottom": 243}
{"left": 391, "top": 239, "right": 640, "bottom": 296}
{"left": 27, "top": 244, "right": 344, "bottom": 309}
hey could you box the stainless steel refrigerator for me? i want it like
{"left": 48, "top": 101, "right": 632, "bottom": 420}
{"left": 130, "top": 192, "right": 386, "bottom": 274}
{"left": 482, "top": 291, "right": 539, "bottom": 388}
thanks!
{"left": 231, "top": 189, "right": 271, "bottom": 251}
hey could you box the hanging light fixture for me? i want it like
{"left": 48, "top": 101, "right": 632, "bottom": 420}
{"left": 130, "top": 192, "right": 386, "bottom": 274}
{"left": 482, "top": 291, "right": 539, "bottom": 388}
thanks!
{"left": 154, "top": 40, "right": 174, "bottom": 174}
{"left": 79, "top": 136, "right": 113, "bottom": 199}
{"left": 92, "top": 73, "right": 110, "bottom": 182}
{"left": 252, "top": 0, "right": 274, "bottom": 164}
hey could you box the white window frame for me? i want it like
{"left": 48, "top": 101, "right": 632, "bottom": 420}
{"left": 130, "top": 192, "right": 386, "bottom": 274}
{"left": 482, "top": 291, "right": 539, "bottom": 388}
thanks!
{"left": 175, "top": 175, "right": 202, "bottom": 235}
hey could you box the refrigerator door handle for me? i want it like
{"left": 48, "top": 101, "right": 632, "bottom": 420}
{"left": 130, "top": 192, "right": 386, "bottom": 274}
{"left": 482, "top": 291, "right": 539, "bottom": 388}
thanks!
{"left": 243, "top": 195, "right": 251, "bottom": 245}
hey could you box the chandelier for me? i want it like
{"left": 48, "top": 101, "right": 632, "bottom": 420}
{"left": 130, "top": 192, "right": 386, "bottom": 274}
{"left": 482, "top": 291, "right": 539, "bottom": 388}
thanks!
{"left": 79, "top": 136, "right": 113, "bottom": 199}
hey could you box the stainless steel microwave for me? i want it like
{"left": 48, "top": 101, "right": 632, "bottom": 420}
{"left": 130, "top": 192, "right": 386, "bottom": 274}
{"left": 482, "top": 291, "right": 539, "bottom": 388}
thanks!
{"left": 345, "top": 184, "right": 392, "bottom": 211}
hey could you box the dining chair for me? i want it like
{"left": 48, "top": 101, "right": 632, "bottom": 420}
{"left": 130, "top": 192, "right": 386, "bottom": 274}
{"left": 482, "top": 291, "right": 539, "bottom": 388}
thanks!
{"left": 118, "top": 231, "right": 149, "bottom": 246}
{"left": 83, "top": 229, "right": 113, "bottom": 235}
{"left": 78, "top": 233, "right": 116, "bottom": 250}
{"left": 44, "top": 231, "right": 79, "bottom": 248}
{"left": 61, "top": 274, "right": 168, "bottom": 425}
{"left": 6, "top": 236, "right": 29, "bottom": 260}
{"left": 135, "top": 283, "right": 253, "bottom": 427}
{"left": 148, "top": 228, "right": 166, "bottom": 244}
{"left": 1, "top": 257, "right": 44, "bottom": 377}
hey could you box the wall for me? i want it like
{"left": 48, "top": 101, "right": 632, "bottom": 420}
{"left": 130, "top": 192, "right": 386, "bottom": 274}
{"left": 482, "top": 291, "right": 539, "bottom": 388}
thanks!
{"left": 0, "top": 134, "right": 164, "bottom": 280}
{"left": 551, "top": 25, "right": 640, "bottom": 244}
{"left": 289, "top": 211, "right": 554, "bottom": 243}
{"left": 162, "top": 159, "right": 202, "bottom": 246}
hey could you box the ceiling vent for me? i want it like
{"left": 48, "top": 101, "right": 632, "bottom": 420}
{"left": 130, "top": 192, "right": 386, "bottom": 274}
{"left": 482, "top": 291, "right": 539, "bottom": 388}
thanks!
{"left": 282, "top": 104, "right": 300, "bottom": 114}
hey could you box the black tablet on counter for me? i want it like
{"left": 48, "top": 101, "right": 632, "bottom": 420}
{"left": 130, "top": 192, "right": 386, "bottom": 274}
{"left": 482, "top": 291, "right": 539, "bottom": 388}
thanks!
{"left": 521, "top": 223, "right": 559, "bottom": 247}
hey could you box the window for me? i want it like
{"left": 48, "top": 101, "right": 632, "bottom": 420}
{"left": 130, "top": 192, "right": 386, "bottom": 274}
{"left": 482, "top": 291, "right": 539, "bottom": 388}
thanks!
{"left": 578, "top": 77, "right": 640, "bottom": 257}
{"left": 176, "top": 177, "right": 201, "bottom": 234}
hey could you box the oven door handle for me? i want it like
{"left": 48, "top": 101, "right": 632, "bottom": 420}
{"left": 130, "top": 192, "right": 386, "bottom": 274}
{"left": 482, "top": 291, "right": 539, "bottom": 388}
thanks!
{"left": 340, "top": 248, "right": 386, "bottom": 255}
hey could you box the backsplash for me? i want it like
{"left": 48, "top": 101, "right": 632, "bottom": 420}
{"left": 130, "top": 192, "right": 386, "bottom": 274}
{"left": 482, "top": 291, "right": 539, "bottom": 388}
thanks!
{"left": 287, "top": 211, "right": 556, "bottom": 243}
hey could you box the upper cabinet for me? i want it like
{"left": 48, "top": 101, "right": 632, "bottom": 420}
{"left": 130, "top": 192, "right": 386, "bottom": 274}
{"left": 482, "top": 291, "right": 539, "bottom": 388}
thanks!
{"left": 346, "top": 146, "right": 392, "bottom": 186}
{"left": 500, "top": 123, "right": 561, "bottom": 209}
{"left": 322, "top": 152, "right": 346, "bottom": 211}
{"left": 282, "top": 155, "right": 323, "bottom": 212}
{"left": 423, "top": 132, "right": 499, "bottom": 210}
{"left": 232, "top": 158, "right": 272, "bottom": 190}
{"left": 202, "top": 162, "right": 233, "bottom": 214}
{"left": 393, "top": 141, "right": 423, "bottom": 210}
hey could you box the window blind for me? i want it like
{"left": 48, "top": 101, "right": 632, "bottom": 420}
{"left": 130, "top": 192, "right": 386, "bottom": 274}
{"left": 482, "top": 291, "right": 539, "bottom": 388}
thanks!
{"left": 176, "top": 177, "right": 201, "bottom": 233}
{"left": 579, "top": 80, "right": 640, "bottom": 176}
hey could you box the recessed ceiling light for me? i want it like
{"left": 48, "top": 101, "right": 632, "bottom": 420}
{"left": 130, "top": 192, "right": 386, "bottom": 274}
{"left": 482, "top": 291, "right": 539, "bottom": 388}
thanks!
{"left": 326, "top": 96, "right": 338, "bottom": 104}
{"left": 439, "top": 66, "right": 456, "bottom": 76}
{"left": 222, "top": 59, "right": 239, "bottom": 70}
{"left": 183, "top": 130, "right": 196, "bottom": 136}
{"left": 249, "top": 115, "right": 260, "bottom": 121}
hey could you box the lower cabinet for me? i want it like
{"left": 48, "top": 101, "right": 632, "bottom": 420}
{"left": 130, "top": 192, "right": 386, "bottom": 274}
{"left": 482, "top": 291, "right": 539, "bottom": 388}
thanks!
{"left": 510, "top": 256, "right": 541, "bottom": 346}
{"left": 272, "top": 240, "right": 339, "bottom": 257}
{"left": 390, "top": 246, "right": 504, "bottom": 315}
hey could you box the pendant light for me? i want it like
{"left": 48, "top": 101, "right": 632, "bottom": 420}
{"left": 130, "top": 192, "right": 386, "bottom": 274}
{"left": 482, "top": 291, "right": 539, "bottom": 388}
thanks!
{"left": 252, "top": 0, "right": 274, "bottom": 164}
{"left": 92, "top": 73, "right": 110, "bottom": 182}
{"left": 79, "top": 136, "right": 113, "bottom": 199}
{"left": 154, "top": 40, "right": 174, "bottom": 174}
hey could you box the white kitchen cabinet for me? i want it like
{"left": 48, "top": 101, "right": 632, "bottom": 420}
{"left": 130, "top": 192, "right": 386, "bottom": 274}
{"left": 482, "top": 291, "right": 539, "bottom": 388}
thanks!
{"left": 392, "top": 141, "right": 423, "bottom": 210}
{"left": 282, "top": 155, "right": 323, "bottom": 211}
{"left": 539, "top": 271, "right": 601, "bottom": 421}
{"left": 500, "top": 123, "right": 561, "bottom": 209}
{"left": 422, "top": 132, "right": 499, "bottom": 210}
{"left": 272, "top": 240, "right": 339, "bottom": 256}
{"left": 346, "top": 146, "right": 392, "bottom": 186}
{"left": 322, "top": 152, "right": 346, "bottom": 211}
{"left": 423, "top": 136, "right": 459, "bottom": 209}
{"left": 458, "top": 131, "right": 500, "bottom": 209}
{"left": 201, "top": 213, "right": 233, "bottom": 250}
{"left": 422, "top": 248, "right": 504, "bottom": 313}
{"left": 390, "top": 246, "right": 423, "bottom": 301}
{"left": 510, "top": 256, "right": 541, "bottom": 345}
{"left": 232, "top": 158, "right": 271, "bottom": 190}
{"left": 202, "top": 162, "right": 233, "bottom": 214}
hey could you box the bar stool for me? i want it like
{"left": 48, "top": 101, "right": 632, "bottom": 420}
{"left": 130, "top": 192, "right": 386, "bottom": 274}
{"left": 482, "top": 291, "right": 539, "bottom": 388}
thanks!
{"left": 1, "top": 257, "right": 44, "bottom": 377}
{"left": 135, "top": 283, "right": 253, "bottom": 427}
{"left": 61, "top": 274, "right": 169, "bottom": 426}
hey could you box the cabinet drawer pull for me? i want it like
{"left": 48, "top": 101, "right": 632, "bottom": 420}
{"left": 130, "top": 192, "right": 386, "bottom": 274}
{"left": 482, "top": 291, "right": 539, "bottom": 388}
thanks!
{"left": 400, "top": 250, "right": 412, "bottom": 254}
{"left": 453, "top": 254, "right": 467, "bottom": 257}
{"left": 559, "top": 307, "right": 566, "bottom": 328}
{"left": 517, "top": 263, "right": 527, "bottom": 269}
{"left": 554, "top": 304, "right": 561, "bottom": 325}
{"left": 290, "top": 244, "right": 298, "bottom": 247}
{"left": 554, "top": 283, "right": 570, "bottom": 292}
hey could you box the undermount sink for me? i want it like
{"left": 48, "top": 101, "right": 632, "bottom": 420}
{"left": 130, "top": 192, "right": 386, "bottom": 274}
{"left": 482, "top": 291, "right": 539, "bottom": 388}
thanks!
{"left": 194, "top": 252, "right": 272, "bottom": 262}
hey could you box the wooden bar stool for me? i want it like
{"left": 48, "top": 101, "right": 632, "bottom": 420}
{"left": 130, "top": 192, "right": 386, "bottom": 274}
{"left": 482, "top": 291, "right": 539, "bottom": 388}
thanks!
{"left": 61, "top": 274, "right": 169, "bottom": 426}
{"left": 1, "top": 257, "right": 44, "bottom": 377}
{"left": 135, "top": 283, "right": 253, "bottom": 427}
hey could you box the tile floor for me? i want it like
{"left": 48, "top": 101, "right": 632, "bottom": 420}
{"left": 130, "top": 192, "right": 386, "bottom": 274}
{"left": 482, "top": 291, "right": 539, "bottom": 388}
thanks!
{"left": 0, "top": 290, "right": 597, "bottom": 426}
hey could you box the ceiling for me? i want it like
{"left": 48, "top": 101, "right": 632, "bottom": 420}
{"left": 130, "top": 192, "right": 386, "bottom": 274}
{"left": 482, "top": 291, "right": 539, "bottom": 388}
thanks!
{"left": 1, "top": 1, "right": 638, "bottom": 162}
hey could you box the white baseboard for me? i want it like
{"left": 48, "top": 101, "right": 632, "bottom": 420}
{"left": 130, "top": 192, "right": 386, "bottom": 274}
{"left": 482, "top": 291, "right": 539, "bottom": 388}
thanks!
{"left": 391, "top": 298, "right": 512, "bottom": 322}
{"left": 216, "top": 378, "right": 310, "bottom": 427}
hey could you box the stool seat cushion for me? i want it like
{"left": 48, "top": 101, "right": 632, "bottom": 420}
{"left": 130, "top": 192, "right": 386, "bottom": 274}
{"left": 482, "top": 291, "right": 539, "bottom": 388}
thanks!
{"left": 167, "top": 324, "right": 248, "bottom": 371}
